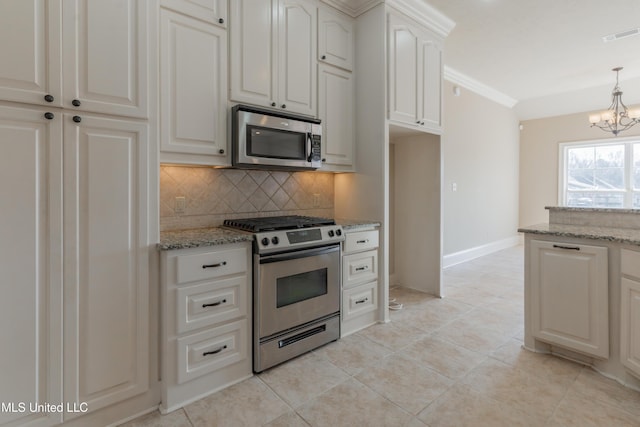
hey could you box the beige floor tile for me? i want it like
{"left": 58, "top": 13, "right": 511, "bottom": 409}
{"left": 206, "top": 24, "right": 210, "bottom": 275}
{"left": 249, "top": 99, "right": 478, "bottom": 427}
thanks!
{"left": 355, "top": 353, "right": 453, "bottom": 415}
{"left": 118, "top": 409, "right": 192, "bottom": 427}
{"left": 400, "top": 335, "right": 487, "bottom": 380}
{"left": 434, "top": 318, "right": 514, "bottom": 355}
{"left": 183, "top": 377, "right": 290, "bottom": 427}
{"left": 460, "top": 358, "right": 567, "bottom": 424}
{"left": 355, "top": 319, "right": 427, "bottom": 351}
{"left": 547, "top": 388, "right": 640, "bottom": 427}
{"left": 570, "top": 368, "right": 640, "bottom": 417}
{"left": 389, "top": 286, "right": 438, "bottom": 307}
{"left": 258, "top": 352, "right": 350, "bottom": 408}
{"left": 491, "top": 339, "right": 583, "bottom": 388}
{"left": 312, "top": 332, "right": 393, "bottom": 375}
{"left": 263, "top": 411, "right": 311, "bottom": 427}
{"left": 296, "top": 378, "right": 412, "bottom": 427}
{"left": 417, "top": 383, "right": 536, "bottom": 427}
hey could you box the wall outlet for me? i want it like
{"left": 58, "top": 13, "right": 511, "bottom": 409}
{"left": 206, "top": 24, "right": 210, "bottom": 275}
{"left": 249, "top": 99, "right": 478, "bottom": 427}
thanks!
{"left": 451, "top": 183, "right": 457, "bottom": 192}
{"left": 313, "top": 193, "right": 321, "bottom": 207}
{"left": 175, "top": 196, "right": 186, "bottom": 214}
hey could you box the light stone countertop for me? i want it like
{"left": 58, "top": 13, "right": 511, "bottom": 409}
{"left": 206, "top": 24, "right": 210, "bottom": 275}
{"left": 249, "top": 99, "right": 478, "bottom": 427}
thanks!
{"left": 518, "top": 223, "right": 640, "bottom": 246}
{"left": 158, "top": 219, "right": 380, "bottom": 251}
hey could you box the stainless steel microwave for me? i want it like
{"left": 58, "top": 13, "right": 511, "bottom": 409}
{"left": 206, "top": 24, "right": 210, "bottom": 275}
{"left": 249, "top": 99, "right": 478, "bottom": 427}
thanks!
{"left": 232, "top": 104, "right": 322, "bottom": 171}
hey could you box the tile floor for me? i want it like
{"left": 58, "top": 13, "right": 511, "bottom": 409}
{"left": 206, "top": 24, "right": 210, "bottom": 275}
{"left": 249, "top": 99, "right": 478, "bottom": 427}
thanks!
{"left": 121, "top": 246, "right": 640, "bottom": 427}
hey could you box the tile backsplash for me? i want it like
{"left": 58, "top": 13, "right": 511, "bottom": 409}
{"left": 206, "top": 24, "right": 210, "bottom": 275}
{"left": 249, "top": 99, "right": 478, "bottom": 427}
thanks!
{"left": 160, "top": 166, "right": 335, "bottom": 231}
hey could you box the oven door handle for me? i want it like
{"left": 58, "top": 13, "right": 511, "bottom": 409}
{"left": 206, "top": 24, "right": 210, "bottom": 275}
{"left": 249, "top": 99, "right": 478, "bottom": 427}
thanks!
{"left": 259, "top": 245, "right": 339, "bottom": 264}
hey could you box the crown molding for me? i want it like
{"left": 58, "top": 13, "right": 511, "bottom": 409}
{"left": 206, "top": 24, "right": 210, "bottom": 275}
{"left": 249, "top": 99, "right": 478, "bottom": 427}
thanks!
{"left": 385, "top": 0, "right": 455, "bottom": 38}
{"left": 444, "top": 66, "right": 518, "bottom": 108}
{"left": 320, "top": 0, "right": 381, "bottom": 17}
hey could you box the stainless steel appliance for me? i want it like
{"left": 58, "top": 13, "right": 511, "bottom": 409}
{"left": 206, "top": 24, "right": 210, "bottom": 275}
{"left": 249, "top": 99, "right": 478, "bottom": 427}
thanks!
{"left": 231, "top": 104, "right": 322, "bottom": 171}
{"left": 223, "top": 216, "right": 343, "bottom": 372}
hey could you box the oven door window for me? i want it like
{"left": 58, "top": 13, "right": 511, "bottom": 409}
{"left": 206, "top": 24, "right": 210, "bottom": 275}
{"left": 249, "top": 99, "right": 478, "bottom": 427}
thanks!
{"left": 247, "top": 125, "right": 306, "bottom": 160}
{"left": 277, "top": 268, "right": 327, "bottom": 308}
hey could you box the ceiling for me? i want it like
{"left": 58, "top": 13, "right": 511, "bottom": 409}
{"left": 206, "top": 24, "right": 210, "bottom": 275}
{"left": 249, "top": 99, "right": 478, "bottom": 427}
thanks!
{"left": 423, "top": 0, "right": 640, "bottom": 120}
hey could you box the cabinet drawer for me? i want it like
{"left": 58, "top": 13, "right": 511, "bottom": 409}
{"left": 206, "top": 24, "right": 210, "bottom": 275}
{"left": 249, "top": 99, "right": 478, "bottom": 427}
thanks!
{"left": 343, "top": 281, "right": 377, "bottom": 321}
{"left": 177, "top": 319, "right": 248, "bottom": 384}
{"left": 621, "top": 249, "right": 640, "bottom": 279}
{"left": 176, "top": 247, "right": 247, "bottom": 284}
{"left": 343, "top": 250, "right": 378, "bottom": 289}
{"left": 176, "top": 275, "right": 248, "bottom": 334}
{"left": 344, "top": 230, "right": 379, "bottom": 253}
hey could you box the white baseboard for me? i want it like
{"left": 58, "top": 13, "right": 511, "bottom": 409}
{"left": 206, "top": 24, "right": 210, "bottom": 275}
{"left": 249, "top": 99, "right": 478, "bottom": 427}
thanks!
{"left": 443, "top": 235, "right": 521, "bottom": 269}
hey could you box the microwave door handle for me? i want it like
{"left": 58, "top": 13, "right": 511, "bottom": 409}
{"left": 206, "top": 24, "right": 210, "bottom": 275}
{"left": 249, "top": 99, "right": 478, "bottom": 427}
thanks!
{"left": 306, "top": 132, "right": 312, "bottom": 162}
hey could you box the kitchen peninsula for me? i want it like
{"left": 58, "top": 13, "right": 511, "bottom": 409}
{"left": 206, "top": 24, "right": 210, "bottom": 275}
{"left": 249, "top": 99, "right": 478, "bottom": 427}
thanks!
{"left": 519, "top": 207, "right": 640, "bottom": 391}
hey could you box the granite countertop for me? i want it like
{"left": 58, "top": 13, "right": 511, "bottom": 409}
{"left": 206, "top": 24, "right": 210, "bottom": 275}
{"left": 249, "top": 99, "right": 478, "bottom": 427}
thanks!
{"left": 158, "top": 219, "right": 381, "bottom": 251}
{"left": 158, "top": 227, "right": 253, "bottom": 251}
{"left": 518, "top": 223, "right": 640, "bottom": 246}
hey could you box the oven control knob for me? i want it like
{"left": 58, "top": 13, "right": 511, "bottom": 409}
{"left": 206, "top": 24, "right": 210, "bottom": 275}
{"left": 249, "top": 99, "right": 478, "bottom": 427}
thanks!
{"left": 328, "top": 230, "right": 335, "bottom": 237}
{"left": 271, "top": 236, "right": 279, "bottom": 245}
{"left": 261, "top": 237, "right": 269, "bottom": 246}
{"left": 335, "top": 229, "right": 342, "bottom": 236}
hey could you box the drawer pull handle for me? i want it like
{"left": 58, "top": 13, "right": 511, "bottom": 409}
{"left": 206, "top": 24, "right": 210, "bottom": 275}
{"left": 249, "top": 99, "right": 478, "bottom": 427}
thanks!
{"left": 355, "top": 266, "right": 369, "bottom": 272}
{"left": 202, "top": 299, "right": 227, "bottom": 308}
{"left": 203, "top": 345, "right": 227, "bottom": 357}
{"left": 202, "top": 261, "right": 227, "bottom": 269}
{"left": 553, "top": 244, "right": 581, "bottom": 251}
{"left": 355, "top": 297, "right": 368, "bottom": 304}
{"left": 357, "top": 239, "right": 369, "bottom": 244}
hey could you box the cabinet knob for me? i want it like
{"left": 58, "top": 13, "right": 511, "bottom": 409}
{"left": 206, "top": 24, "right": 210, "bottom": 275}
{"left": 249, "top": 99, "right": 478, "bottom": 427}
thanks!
{"left": 281, "top": 104, "right": 286, "bottom": 109}
{"left": 44, "top": 94, "right": 54, "bottom": 103}
{"left": 322, "top": 158, "right": 326, "bottom": 162}
{"left": 321, "top": 55, "right": 326, "bottom": 60}
{"left": 416, "top": 120, "right": 421, "bottom": 124}
{"left": 218, "top": 18, "right": 224, "bottom": 24}
{"left": 271, "top": 102, "right": 276, "bottom": 107}
{"left": 72, "top": 99, "right": 81, "bottom": 107}
{"left": 421, "top": 121, "right": 425, "bottom": 125}
{"left": 219, "top": 149, "right": 225, "bottom": 154}
{"left": 44, "top": 112, "right": 55, "bottom": 120}
{"left": 72, "top": 115, "right": 82, "bottom": 123}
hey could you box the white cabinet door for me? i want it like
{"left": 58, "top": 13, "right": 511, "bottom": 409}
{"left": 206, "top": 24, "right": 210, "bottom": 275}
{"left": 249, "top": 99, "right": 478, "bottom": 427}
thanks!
{"left": 230, "top": 0, "right": 316, "bottom": 117}
{"left": 63, "top": 114, "right": 149, "bottom": 419}
{"left": 0, "top": 106, "right": 63, "bottom": 427}
{"left": 388, "top": 12, "right": 419, "bottom": 126}
{"left": 621, "top": 277, "right": 640, "bottom": 378}
{"left": 0, "top": 0, "right": 62, "bottom": 107}
{"left": 159, "top": 8, "right": 228, "bottom": 165}
{"left": 318, "top": 7, "right": 353, "bottom": 71}
{"left": 277, "top": 0, "right": 317, "bottom": 116}
{"left": 419, "top": 30, "right": 442, "bottom": 132}
{"left": 62, "top": 0, "right": 148, "bottom": 118}
{"left": 318, "top": 64, "right": 354, "bottom": 169}
{"left": 230, "top": 0, "right": 277, "bottom": 109}
{"left": 160, "top": 0, "right": 227, "bottom": 27}
{"left": 530, "top": 240, "right": 609, "bottom": 358}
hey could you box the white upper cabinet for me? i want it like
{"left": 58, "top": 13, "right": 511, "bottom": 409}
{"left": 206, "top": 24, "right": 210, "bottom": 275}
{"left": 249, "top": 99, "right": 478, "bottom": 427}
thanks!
{"left": 230, "top": 0, "right": 317, "bottom": 117}
{"left": 0, "top": 0, "right": 148, "bottom": 118}
{"left": 388, "top": 11, "right": 443, "bottom": 133}
{"left": 63, "top": 0, "right": 149, "bottom": 118}
{"left": 161, "top": 0, "right": 227, "bottom": 27}
{"left": 0, "top": 0, "right": 62, "bottom": 107}
{"left": 318, "top": 64, "right": 354, "bottom": 170}
{"left": 318, "top": 7, "right": 353, "bottom": 71}
{"left": 159, "top": 8, "right": 228, "bottom": 165}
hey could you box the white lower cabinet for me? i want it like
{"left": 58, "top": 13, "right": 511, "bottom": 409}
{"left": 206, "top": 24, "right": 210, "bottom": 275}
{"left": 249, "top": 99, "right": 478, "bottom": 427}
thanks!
{"left": 529, "top": 240, "right": 609, "bottom": 359}
{"left": 620, "top": 249, "right": 640, "bottom": 379}
{"left": 341, "top": 228, "right": 380, "bottom": 336}
{"left": 161, "top": 242, "right": 252, "bottom": 413}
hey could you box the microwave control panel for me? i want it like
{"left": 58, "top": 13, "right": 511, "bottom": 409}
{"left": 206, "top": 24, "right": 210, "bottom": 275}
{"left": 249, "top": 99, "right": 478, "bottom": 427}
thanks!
{"left": 310, "top": 134, "right": 322, "bottom": 166}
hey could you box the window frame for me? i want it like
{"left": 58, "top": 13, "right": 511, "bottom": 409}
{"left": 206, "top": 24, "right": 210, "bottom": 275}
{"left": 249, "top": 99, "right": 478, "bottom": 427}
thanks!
{"left": 558, "top": 136, "right": 640, "bottom": 208}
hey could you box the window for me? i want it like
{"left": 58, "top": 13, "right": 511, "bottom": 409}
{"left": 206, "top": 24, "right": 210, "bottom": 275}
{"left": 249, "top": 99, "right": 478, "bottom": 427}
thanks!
{"left": 559, "top": 137, "right": 640, "bottom": 208}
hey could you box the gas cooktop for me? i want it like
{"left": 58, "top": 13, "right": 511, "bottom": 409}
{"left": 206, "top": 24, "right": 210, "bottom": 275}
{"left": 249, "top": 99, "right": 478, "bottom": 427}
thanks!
{"left": 223, "top": 215, "right": 335, "bottom": 232}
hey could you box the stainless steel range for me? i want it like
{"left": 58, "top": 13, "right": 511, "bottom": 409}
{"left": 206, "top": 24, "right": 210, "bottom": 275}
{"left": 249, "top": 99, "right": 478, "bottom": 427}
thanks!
{"left": 223, "top": 216, "right": 344, "bottom": 372}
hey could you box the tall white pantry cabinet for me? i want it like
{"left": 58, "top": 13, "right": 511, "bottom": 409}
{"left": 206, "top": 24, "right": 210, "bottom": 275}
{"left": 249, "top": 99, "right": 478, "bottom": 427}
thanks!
{"left": 0, "top": 1, "right": 157, "bottom": 426}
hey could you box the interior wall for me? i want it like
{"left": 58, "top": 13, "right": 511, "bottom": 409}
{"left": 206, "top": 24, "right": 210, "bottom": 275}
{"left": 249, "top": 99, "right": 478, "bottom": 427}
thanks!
{"left": 519, "top": 105, "right": 640, "bottom": 228}
{"left": 442, "top": 80, "right": 520, "bottom": 256}
{"left": 391, "top": 132, "right": 442, "bottom": 296}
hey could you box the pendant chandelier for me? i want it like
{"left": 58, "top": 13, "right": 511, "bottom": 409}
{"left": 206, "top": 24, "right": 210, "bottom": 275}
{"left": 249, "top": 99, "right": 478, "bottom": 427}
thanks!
{"left": 589, "top": 67, "right": 640, "bottom": 136}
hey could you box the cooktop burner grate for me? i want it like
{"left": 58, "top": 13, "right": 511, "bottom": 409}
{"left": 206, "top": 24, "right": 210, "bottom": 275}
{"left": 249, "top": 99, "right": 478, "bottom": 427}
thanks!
{"left": 223, "top": 215, "right": 335, "bottom": 232}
